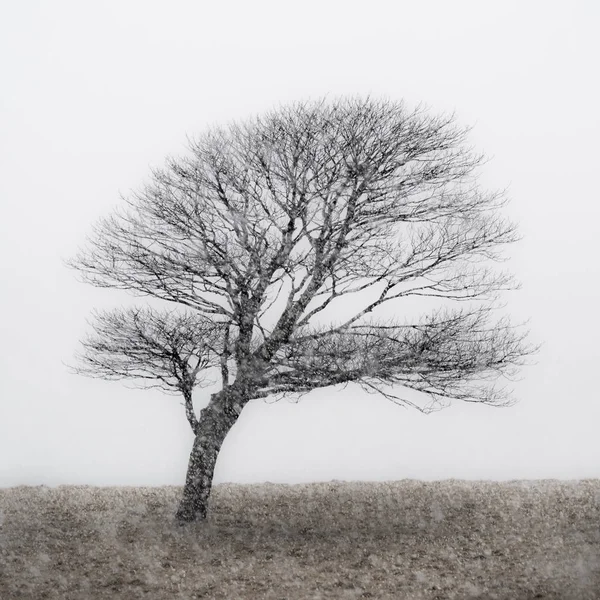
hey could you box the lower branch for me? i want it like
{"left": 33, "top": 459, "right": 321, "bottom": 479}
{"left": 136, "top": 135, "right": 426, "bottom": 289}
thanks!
{"left": 182, "top": 388, "right": 199, "bottom": 434}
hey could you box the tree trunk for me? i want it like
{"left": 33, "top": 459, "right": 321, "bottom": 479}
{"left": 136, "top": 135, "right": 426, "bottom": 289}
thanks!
{"left": 175, "top": 388, "right": 244, "bottom": 523}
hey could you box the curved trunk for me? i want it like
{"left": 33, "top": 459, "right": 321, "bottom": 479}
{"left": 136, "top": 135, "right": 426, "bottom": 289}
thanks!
{"left": 175, "top": 388, "right": 245, "bottom": 523}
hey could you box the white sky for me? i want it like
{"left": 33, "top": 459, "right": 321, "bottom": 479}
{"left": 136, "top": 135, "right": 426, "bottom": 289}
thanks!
{"left": 1, "top": 0, "right": 599, "bottom": 487}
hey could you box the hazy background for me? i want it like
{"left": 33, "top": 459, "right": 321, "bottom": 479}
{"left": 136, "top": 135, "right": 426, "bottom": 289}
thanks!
{"left": 1, "top": 0, "right": 599, "bottom": 488}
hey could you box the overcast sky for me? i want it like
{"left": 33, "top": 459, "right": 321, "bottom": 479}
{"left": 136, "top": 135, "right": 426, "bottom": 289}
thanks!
{"left": 1, "top": 0, "right": 599, "bottom": 488}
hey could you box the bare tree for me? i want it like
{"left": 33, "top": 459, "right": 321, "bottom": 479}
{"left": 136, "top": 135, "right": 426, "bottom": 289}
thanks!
{"left": 69, "top": 98, "right": 533, "bottom": 522}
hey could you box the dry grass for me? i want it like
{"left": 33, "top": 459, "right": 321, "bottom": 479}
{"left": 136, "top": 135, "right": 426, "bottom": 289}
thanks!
{"left": 1, "top": 480, "right": 599, "bottom": 599}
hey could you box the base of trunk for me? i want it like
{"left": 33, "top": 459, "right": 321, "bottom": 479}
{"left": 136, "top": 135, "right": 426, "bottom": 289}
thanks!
{"left": 175, "top": 503, "right": 207, "bottom": 524}
{"left": 175, "top": 469, "right": 213, "bottom": 524}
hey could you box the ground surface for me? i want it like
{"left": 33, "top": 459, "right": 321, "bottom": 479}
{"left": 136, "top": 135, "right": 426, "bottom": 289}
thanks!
{"left": 0, "top": 480, "right": 599, "bottom": 599}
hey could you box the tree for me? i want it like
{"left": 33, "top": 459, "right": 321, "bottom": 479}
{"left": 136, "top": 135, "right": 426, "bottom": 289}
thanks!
{"left": 69, "top": 97, "right": 533, "bottom": 523}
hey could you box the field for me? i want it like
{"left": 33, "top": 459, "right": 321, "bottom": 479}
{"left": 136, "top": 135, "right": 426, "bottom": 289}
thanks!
{"left": 1, "top": 480, "right": 599, "bottom": 599}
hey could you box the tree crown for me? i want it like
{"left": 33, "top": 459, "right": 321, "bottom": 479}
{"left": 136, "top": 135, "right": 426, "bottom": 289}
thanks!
{"left": 70, "top": 98, "right": 533, "bottom": 411}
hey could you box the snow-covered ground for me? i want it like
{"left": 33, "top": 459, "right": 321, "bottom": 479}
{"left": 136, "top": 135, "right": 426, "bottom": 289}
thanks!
{"left": 1, "top": 480, "right": 599, "bottom": 599}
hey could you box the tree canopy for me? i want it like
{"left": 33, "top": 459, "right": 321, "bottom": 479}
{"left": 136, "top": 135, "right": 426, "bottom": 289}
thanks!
{"left": 71, "top": 97, "right": 532, "bottom": 412}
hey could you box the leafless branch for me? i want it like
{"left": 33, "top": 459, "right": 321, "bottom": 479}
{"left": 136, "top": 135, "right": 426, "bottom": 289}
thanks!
{"left": 69, "top": 307, "right": 225, "bottom": 432}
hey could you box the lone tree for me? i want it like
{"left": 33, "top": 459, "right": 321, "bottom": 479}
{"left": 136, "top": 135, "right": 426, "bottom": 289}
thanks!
{"left": 70, "top": 98, "right": 532, "bottom": 523}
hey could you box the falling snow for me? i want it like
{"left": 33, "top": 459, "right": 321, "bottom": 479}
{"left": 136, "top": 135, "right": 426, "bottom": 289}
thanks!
{"left": 1, "top": 480, "right": 599, "bottom": 598}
